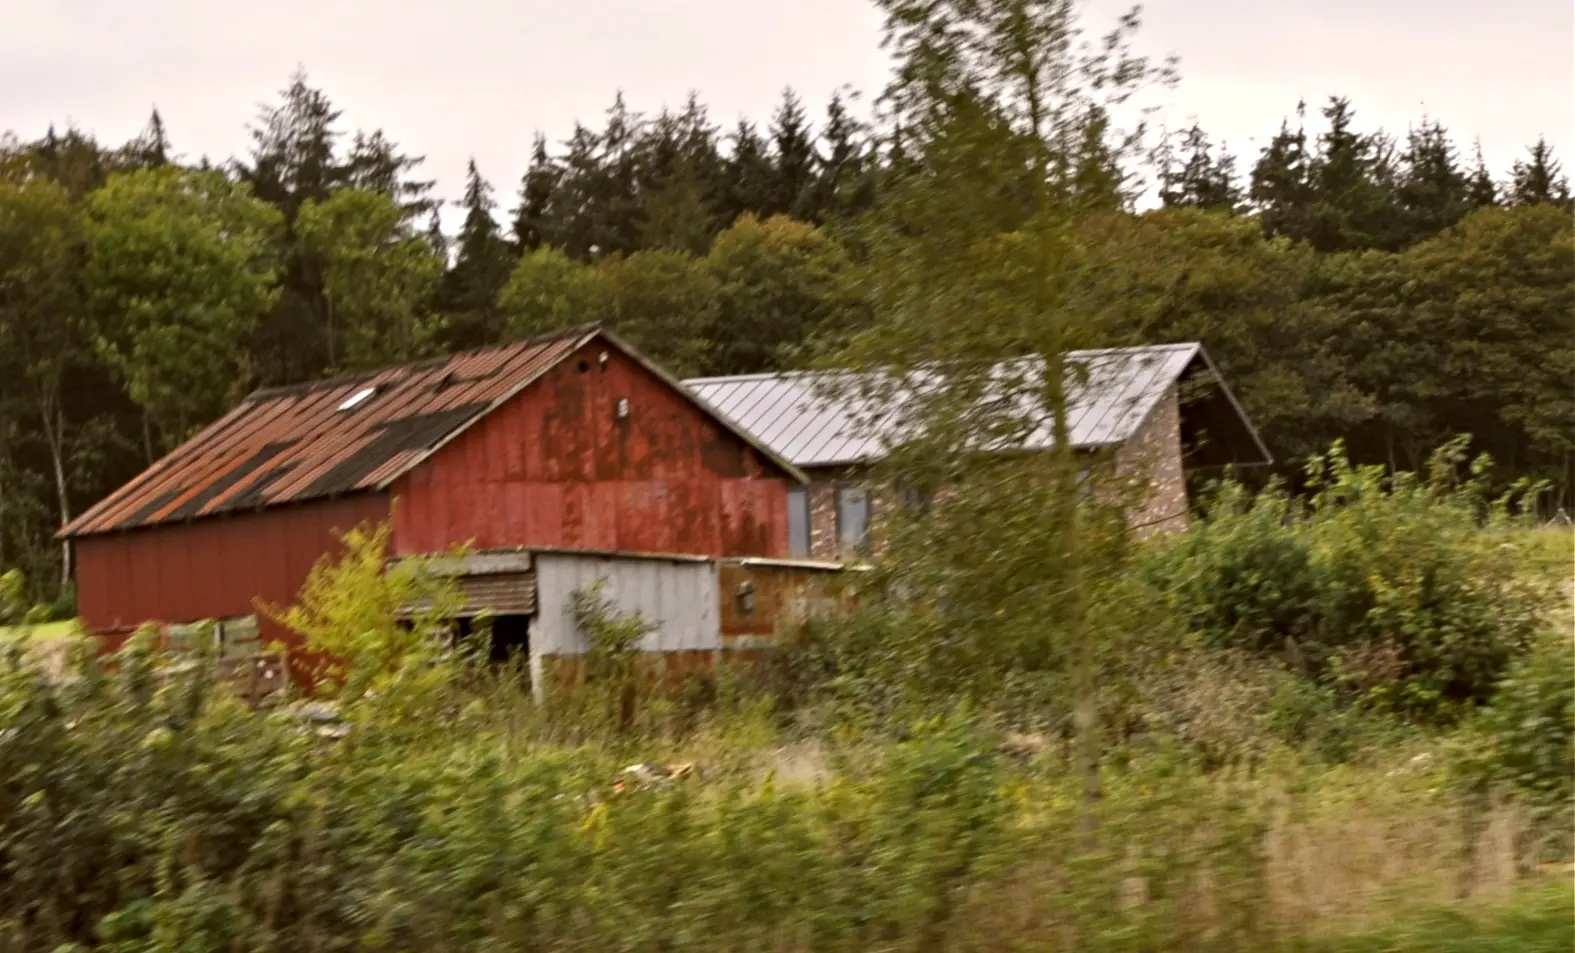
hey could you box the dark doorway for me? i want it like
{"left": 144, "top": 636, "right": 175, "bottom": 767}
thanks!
{"left": 447, "top": 614, "right": 530, "bottom": 666}
{"left": 486, "top": 614, "right": 530, "bottom": 664}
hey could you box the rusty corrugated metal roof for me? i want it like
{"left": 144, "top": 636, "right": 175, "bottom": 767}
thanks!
{"left": 63, "top": 325, "right": 806, "bottom": 539}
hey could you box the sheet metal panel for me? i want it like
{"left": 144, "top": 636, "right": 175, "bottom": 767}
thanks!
{"left": 683, "top": 343, "right": 1222, "bottom": 468}
{"left": 531, "top": 551, "right": 719, "bottom": 657}
{"left": 717, "top": 559, "right": 859, "bottom": 648}
{"left": 63, "top": 326, "right": 803, "bottom": 540}
{"left": 62, "top": 330, "right": 592, "bottom": 536}
{"left": 391, "top": 339, "right": 793, "bottom": 559}
{"left": 72, "top": 494, "right": 392, "bottom": 679}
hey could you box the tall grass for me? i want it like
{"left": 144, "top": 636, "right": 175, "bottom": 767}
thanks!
{"left": 0, "top": 453, "right": 1568, "bottom": 951}
{"left": 0, "top": 636, "right": 1567, "bottom": 953}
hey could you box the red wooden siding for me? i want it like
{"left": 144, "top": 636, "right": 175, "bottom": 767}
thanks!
{"left": 73, "top": 495, "right": 391, "bottom": 651}
{"left": 391, "top": 340, "right": 791, "bottom": 558}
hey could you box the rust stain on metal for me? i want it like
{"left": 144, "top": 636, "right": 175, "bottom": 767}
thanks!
{"left": 62, "top": 327, "right": 595, "bottom": 537}
{"left": 718, "top": 559, "right": 859, "bottom": 645}
{"left": 390, "top": 339, "right": 800, "bottom": 559}
{"left": 64, "top": 326, "right": 804, "bottom": 540}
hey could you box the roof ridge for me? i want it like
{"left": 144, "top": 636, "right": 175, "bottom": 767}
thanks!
{"left": 683, "top": 342, "right": 1205, "bottom": 389}
{"left": 245, "top": 323, "right": 606, "bottom": 401}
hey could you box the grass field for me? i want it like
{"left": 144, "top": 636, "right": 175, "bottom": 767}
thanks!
{"left": 1514, "top": 525, "right": 1574, "bottom": 585}
{"left": 1313, "top": 879, "right": 1574, "bottom": 953}
{"left": 0, "top": 619, "right": 80, "bottom": 643}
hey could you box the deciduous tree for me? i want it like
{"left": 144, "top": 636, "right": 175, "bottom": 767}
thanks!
{"left": 296, "top": 188, "right": 445, "bottom": 370}
{"left": 0, "top": 178, "right": 86, "bottom": 583}
{"left": 705, "top": 214, "right": 863, "bottom": 374}
{"left": 82, "top": 167, "right": 283, "bottom": 454}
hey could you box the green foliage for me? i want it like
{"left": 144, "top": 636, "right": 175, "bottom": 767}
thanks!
{"left": 266, "top": 521, "right": 464, "bottom": 708}
{"left": 570, "top": 579, "right": 655, "bottom": 660}
{"left": 295, "top": 187, "right": 446, "bottom": 370}
{"left": 436, "top": 159, "right": 516, "bottom": 347}
{"left": 1144, "top": 443, "right": 1553, "bottom": 722}
{"left": 704, "top": 214, "right": 865, "bottom": 374}
{"left": 82, "top": 167, "right": 283, "bottom": 451}
{"left": 0, "top": 570, "right": 24, "bottom": 626}
{"left": 1310, "top": 880, "right": 1574, "bottom": 953}
{"left": 1458, "top": 628, "right": 1575, "bottom": 805}
{"left": 497, "top": 244, "right": 602, "bottom": 339}
{"left": 0, "top": 174, "right": 88, "bottom": 549}
{"left": 4, "top": 70, "right": 1574, "bottom": 603}
{"left": 591, "top": 247, "right": 718, "bottom": 376}
{"left": 0, "top": 509, "right": 1566, "bottom": 950}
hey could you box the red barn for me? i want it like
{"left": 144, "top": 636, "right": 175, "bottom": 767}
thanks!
{"left": 59, "top": 325, "right": 806, "bottom": 664}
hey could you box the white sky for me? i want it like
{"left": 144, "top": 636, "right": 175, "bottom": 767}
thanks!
{"left": 5, "top": 0, "right": 1572, "bottom": 229}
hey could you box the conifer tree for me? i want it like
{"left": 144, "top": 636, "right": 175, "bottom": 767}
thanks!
{"left": 1249, "top": 107, "right": 1312, "bottom": 239}
{"left": 512, "top": 133, "right": 560, "bottom": 252}
{"left": 1509, "top": 137, "right": 1572, "bottom": 207}
{"left": 634, "top": 96, "right": 723, "bottom": 253}
{"left": 125, "top": 109, "right": 172, "bottom": 168}
{"left": 1252, "top": 97, "right": 1402, "bottom": 251}
{"left": 344, "top": 129, "right": 437, "bottom": 222}
{"left": 768, "top": 88, "right": 818, "bottom": 219}
{"left": 1394, "top": 117, "right": 1469, "bottom": 244}
{"left": 242, "top": 69, "right": 346, "bottom": 221}
{"left": 720, "top": 121, "right": 775, "bottom": 227}
{"left": 1158, "top": 122, "right": 1242, "bottom": 212}
{"left": 1466, "top": 139, "right": 1499, "bottom": 208}
{"left": 29, "top": 125, "right": 110, "bottom": 198}
{"left": 812, "top": 90, "right": 877, "bottom": 221}
{"left": 549, "top": 123, "right": 604, "bottom": 259}
{"left": 1306, "top": 97, "right": 1401, "bottom": 251}
{"left": 1067, "top": 105, "right": 1135, "bottom": 209}
{"left": 439, "top": 160, "right": 516, "bottom": 346}
{"left": 239, "top": 71, "right": 346, "bottom": 384}
{"left": 547, "top": 96, "right": 645, "bottom": 260}
{"left": 425, "top": 209, "right": 447, "bottom": 259}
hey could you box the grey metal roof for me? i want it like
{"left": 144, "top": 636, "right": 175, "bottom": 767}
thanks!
{"left": 683, "top": 343, "right": 1218, "bottom": 469}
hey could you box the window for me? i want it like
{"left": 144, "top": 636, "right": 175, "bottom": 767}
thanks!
{"left": 896, "top": 480, "right": 932, "bottom": 515}
{"left": 219, "top": 615, "right": 261, "bottom": 659}
{"left": 836, "top": 485, "right": 872, "bottom": 552}
{"left": 787, "top": 486, "right": 811, "bottom": 557}
{"left": 165, "top": 621, "right": 206, "bottom": 652}
{"left": 161, "top": 616, "right": 261, "bottom": 657}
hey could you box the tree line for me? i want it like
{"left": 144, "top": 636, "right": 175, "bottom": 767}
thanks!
{"left": 0, "top": 67, "right": 1570, "bottom": 600}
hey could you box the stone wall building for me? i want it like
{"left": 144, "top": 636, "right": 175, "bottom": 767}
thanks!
{"left": 686, "top": 343, "right": 1270, "bottom": 561}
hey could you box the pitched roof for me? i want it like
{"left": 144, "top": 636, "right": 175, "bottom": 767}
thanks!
{"left": 62, "top": 326, "right": 806, "bottom": 539}
{"left": 683, "top": 343, "right": 1271, "bottom": 469}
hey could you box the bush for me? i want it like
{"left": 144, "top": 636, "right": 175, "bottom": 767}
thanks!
{"left": 1140, "top": 482, "right": 1319, "bottom": 655}
{"left": 1458, "top": 627, "right": 1575, "bottom": 805}
{"left": 1143, "top": 443, "right": 1552, "bottom": 723}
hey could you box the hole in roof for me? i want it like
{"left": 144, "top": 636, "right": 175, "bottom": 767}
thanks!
{"left": 337, "top": 386, "right": 378, "bottom": 412}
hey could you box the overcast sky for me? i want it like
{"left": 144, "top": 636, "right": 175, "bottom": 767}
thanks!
{"left": 6, "top": 0, "right": 1572, "bottom": 228}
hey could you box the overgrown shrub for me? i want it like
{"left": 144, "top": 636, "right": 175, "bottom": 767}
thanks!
{"left": 1457, "top": 627, "right": 1575, "bottom": 806}
{"left": 1143, "top": 443, "right": 1552, "bottom": 723}
{"left": 265, "top": 521, "right": 467, "bottom": 710}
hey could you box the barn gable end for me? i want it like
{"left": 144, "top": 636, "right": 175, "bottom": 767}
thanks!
{"left": 392, "top": 338, "right": 793, "bottom": 558}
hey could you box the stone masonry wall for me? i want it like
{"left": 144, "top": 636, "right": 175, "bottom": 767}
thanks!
{"left": 1110, "top": 385, "right": 1189, "bottom": 538}
{"left": 800, "top": 389, "right": 1189, "bottom": 560}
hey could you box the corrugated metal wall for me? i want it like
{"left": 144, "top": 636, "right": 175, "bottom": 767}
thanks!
{"left": 531, "top": 551, "right": 719, "bottom": 657}
{"left": 390, "top": 340, "right": 791, "bottom": 559}
{"left": 717, "top": 559, "right": 859, "bottom": 650}
{"left": 72, "top": 495, "right": 391, "bottom": 654}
